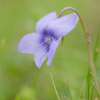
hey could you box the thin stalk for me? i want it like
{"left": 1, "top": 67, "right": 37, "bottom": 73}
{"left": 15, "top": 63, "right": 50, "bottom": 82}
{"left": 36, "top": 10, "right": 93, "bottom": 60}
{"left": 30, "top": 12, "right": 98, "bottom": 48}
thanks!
{"left": 58, "top": 7, "right": 100, "bottom": 93}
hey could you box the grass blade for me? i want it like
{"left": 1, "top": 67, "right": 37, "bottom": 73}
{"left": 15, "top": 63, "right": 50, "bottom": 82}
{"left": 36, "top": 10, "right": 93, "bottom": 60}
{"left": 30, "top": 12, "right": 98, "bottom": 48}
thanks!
{"left": 50, "top": 73, "right": 60, "bottom": 100}
{"left": 67, "top": 80, "right": 73, "bottom": 100}
{"left": 91, "top": 81, "right": 100, "bottom": 97}
{"left": 91, "top": 83, "right": 94, "bottom": 100}
{"left": 90, "top": 72, "right": 100, "bottom": 84}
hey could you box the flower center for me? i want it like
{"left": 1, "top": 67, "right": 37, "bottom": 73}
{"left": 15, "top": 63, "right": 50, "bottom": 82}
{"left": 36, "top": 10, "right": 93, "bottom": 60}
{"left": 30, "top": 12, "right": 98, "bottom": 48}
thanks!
{"left": 45, "top": 35, "right": 51, "bottom": 44}
{"left": 45, "top": 35, "right": 61, "bottom": 45}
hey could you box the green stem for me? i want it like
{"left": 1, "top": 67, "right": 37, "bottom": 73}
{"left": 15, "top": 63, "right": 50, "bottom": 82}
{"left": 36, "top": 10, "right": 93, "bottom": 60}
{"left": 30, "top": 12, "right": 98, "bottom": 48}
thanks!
{"left": 58, "top": 7, "right": 100, "bottom": 93}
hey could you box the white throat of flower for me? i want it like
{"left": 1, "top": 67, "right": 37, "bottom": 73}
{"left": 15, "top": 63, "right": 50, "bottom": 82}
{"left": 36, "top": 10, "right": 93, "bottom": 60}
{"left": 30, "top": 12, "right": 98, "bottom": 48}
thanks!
{"left": 45, "top": 35, "right": 51, "bottom": 44}
{"left": 45, "top": 35, "right": 61, "bottom": 44}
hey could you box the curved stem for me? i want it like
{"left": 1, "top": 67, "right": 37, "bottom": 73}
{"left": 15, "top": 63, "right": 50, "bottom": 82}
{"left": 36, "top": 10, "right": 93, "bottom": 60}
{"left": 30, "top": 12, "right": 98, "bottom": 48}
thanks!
{"left": 58, "top": 7, "right": 100, "bottom": 93}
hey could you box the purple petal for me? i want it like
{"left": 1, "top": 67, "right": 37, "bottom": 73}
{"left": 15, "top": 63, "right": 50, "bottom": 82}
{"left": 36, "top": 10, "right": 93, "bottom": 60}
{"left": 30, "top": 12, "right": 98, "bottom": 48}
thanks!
{"left": 34, "top": 52, "right": 48, "bottom": 69}
{"left": 47, "top": 13, "right": 78, "bottom": 39}
{"left": 18, "top": 33, "right": 43, "bottom": 54}
{"left": 34, "top": 42, "right": 49, "bottom": 68}
{"left": 47, "top": 39, "right": 60, "bottom": 66}
{"left": 36, "top": 12, "right": 57, "bottom": 34}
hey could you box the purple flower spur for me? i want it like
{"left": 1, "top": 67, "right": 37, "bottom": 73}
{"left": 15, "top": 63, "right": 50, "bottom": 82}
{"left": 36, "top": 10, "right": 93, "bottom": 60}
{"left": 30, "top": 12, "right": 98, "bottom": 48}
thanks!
{"left": 18, "top": 12, "right": 78, "bottom": 68}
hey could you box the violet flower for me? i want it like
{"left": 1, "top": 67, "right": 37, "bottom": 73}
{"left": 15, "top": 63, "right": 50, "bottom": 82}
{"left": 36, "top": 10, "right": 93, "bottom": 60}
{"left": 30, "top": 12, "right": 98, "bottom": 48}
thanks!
{"left": 18, "top": 12, "right": 78, "bottom": 68}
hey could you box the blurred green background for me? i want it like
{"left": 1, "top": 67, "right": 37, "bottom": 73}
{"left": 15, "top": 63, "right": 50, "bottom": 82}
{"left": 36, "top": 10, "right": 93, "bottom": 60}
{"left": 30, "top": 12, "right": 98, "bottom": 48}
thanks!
{"left": 0, "top": 0, "right": 100, "bottom": 100}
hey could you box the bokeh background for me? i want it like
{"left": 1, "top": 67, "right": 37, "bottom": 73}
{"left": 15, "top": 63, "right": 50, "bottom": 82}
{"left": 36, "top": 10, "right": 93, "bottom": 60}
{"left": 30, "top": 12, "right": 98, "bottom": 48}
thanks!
{"left": 0, "top": 0, "right": 100, "bottom": 100}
